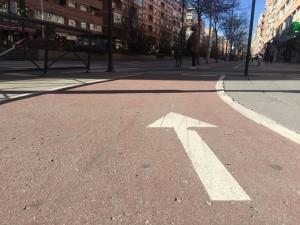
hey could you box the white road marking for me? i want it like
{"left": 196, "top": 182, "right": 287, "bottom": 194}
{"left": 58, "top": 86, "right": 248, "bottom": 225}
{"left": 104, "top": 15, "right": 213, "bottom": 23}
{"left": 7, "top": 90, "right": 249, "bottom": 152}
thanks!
{"left": 217, "top": 75, "right": 300, "bottom": 144}
{"left": 62, "top": 71, "right": 86, "bottom": 74}
{"left": 148, "top": 112, "right": 251, "bottom": 201}
{"left": 181, "top": 73, "right": 217, "bottom": 77}
{"left": 1, "top": 73, "right": 144, "bottom": 102}
{"left": 233, "top": 62, "right": 244, "bottom": 69}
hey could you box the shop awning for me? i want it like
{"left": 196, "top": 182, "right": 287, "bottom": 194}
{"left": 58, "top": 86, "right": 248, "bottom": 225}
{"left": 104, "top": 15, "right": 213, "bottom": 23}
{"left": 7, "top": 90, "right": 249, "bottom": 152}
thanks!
{"left": 56, "top": 32, "right": 77, "bottom": 40}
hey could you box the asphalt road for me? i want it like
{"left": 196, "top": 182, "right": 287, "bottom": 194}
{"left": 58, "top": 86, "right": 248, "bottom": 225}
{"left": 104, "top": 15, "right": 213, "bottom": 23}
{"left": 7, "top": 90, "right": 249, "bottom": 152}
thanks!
{"left": 0, "top": 62, "right": 299, "bottom": 225}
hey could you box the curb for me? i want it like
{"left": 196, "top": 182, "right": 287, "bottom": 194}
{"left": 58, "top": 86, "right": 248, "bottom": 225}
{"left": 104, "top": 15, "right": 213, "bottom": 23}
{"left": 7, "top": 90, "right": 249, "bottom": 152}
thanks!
{"left": 216, "top": 75, "right": 300, "bottom": 145}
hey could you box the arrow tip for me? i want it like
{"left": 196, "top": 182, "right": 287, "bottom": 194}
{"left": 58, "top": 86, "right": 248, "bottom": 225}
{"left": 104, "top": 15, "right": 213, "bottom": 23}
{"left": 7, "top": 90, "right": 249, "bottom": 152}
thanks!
{"left": 148, "top": 112, "right": 217, "bottom": 129}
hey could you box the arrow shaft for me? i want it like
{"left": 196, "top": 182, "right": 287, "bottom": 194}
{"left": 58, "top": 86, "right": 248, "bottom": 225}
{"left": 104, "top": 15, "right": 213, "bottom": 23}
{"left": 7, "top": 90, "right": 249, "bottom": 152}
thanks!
{"left": 174, "top": 128, "right": 250, "bottom": 201}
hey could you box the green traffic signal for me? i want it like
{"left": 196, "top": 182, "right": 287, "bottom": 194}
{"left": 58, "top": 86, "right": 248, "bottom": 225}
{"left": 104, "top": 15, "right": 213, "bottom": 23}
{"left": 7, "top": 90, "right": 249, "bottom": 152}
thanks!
{"left": 19, "top": 0, "right": 26, "bottom": 17}
{"left": 292, "top": 21, "right": 300, "bottom": 34}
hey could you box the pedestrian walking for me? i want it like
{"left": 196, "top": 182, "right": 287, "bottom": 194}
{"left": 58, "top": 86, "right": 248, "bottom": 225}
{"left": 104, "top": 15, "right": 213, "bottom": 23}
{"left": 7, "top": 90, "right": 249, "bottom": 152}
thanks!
{"left": 264, "top": 44, "right": 271, "bottom": 64}
{"left": 257, "top": 51, "right": 263, "bottom": 66}
{"left": 174, "top": 44, "right": 180, "bottom": 67}
{"left": 187, "top": 25, "right": 200, "bottom": 68}
{"left": 269, "top": 45, "right": 275, "bottom": 64}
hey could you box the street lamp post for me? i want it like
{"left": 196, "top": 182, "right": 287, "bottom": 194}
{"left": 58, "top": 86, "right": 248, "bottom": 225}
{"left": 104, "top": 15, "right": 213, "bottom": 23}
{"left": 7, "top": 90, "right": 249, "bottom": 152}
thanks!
{"left": 244, "top": 0, "right": 256, "bottom": 76}
{"left": 7, "top": 0, "right": 11, "bottom": 14}
{"left": 106, "top": 0, "right": 114, "bottom": 72}
{"left": 40, "top": 0, "right": 45, "bottom": 38}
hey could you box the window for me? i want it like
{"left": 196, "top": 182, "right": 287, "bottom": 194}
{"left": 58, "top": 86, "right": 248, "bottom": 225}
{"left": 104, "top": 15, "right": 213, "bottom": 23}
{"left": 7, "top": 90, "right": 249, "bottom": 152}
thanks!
{"left": 67, "top": 0, "right": 76, "bottom": 8}
{"left": 113, "top": 12, "right": 122, "bottom": 24}
{"left": 8, "top": 1, "right": 18, "bottom": 14}
{"left": 149, "top": 25, "right": 153, "bottom": 32}
{"left": 34, "top": 9, "right": 65, "bottom": 24}
{"left": 90, "top": 24, "right": 102, "bottom": 32}
{"left": 68, "top": 19, "right": 76, "bottom": 27}
{"left": 80, "top": 5, "right": 88, "bottom": 12}
{"left": 81, "top": 22, "right": 87, "bottom": 29}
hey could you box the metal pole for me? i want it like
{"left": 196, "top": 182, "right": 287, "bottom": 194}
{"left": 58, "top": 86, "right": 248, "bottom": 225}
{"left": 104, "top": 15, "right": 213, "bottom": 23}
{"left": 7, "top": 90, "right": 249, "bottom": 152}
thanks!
{"left": 228, "top": 1, "right": 234, "bottom": 61}
{"left": 244, "top": 0, "right": 256, "bottom": 76}
{"left": 7, "top": 0, "right": 11, "bottom": 14}
{"left": 43, "top": 25, "right": 49, "bottom": 75}
{"left": 22, "top": 21, "right": 26, "bottom": 59}
{"left": 20, "top": 0, "right": 26, "bottom": 59}
{"left": 41, "top": 0, "right": 45, "bottom": 38}
{"left": 86, "top": 34, "right": 92, "bottom": 73}
{"left": 179, "top": 0, "right": 185, "bottom": 67}
{"left": 106, "top": 0, "right": 114, "bottom": 72}
{"left": 41, "top": 0, "right": 44, "bottom": 19}
{"left": 206, "top": 1, "right": 214, "bottom": 64}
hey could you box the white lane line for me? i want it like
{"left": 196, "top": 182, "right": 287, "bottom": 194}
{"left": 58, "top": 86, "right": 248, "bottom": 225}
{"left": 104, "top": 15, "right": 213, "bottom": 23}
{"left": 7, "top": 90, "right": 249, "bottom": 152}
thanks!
{"left": 181, "top": 73, "right": 217, "bottom": 77}
{"left": 1, "top": 73, "right": 144, "bottom": 102}
{"left": 233, "top": 62, "right": 244, "bottom": 69}
{"left": 3, "top": 79, "right": 108, "bottom": 101}
{"left": 217, "top": 75, "right": 300, "bottom": 145}
{"left": 148, "top": 112, "right": 251, "bottom": 201}
{"left": 62, "top": 71, "right": 86, "bottom": 74}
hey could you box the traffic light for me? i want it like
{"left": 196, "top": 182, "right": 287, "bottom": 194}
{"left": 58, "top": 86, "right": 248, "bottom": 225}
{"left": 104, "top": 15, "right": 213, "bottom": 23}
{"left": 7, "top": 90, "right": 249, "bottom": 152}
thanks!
{"left": 19, "top": 0, "right": 26, "bottom": 17}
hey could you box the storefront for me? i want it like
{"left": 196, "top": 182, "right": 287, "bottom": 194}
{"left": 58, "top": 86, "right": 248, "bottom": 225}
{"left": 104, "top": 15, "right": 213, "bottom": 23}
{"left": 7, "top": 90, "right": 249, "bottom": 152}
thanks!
{"left": 0, "top": 17, "right": 37, "bottom": 50}
{"left": 273, "top": 21, "right": 300, "bottom": 63}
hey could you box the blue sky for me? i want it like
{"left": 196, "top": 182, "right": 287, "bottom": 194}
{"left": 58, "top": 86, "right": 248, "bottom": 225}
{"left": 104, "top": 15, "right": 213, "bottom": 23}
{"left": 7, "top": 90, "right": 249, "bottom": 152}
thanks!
{"left": 203, "top": 0, "right": 265, "bottom": 30}
{"left": 239, "top": 0, "right": 265, "bottom": 28}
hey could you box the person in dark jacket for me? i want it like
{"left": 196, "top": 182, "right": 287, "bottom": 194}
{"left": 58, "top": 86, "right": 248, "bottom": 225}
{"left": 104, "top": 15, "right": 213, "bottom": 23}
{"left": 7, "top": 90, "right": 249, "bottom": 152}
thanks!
{"left": 188, "top": 25, "right": 200, "bottom": 68}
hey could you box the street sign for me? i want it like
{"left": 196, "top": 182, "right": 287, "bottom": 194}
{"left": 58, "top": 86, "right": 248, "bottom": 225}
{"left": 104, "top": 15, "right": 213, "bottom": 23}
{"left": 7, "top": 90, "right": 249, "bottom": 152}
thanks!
{"left": 292, "top": 22, "right": 300, "bottom": 33}
{"left": 148, "top": 112, "right": 251, "bottom": 201}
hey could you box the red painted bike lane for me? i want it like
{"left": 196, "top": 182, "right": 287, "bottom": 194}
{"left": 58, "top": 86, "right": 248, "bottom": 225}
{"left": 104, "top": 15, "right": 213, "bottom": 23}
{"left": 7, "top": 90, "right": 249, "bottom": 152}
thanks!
{"left": 0, "top": 72, "right": 299, "bottom": 225}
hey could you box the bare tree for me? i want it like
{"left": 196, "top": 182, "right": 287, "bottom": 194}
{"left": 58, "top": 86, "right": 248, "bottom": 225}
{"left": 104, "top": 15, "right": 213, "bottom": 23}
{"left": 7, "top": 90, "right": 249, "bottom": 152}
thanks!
{"left": 210, "top": 0, "right": 235, "bottom": 62}
{"left": 221, "top": 13, "right": 248, "bottom": 60}
{"left": 188, "top": 0, "right": 210, "bottom": 63}
{"left": 117, "top": 0, "right": 142, "bottom": 51}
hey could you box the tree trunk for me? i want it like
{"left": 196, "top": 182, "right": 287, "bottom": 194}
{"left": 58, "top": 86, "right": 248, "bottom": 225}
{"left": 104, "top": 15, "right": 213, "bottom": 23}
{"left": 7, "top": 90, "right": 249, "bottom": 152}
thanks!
{"left": 206, "top": 15, "right": 213, "bottom": 64}
{"left": 225, "top": 38, "right": 229, "bottom": 61}
{"left": 215, "top": 28, "right": 219, "bottom": 63}
{"left": 206, "top": 2, "right": 214, "bottom": 64}
{"left": 196, "top": 10, "right": 202, "bottom": 65}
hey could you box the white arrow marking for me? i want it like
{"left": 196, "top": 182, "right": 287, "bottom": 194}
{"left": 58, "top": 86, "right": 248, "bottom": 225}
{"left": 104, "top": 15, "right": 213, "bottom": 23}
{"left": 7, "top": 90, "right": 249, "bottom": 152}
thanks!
{"left": 148, "top": 112, "right": 250, "bottom": 201}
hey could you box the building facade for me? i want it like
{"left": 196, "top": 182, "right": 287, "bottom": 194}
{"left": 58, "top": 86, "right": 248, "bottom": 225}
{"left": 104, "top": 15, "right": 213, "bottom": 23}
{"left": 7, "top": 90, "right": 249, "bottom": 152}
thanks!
{"left": 252, "top": 0, "right": 300, "bottom": 62}
{"left": 103, "top": 0, "right": 184, "bottom": 51}
{"left": 0, "top": 0, "right": 105, "bottom": 52}
{"left": 185, "top": 7, "right": 205, "bottom": 40}
{"left": 1, "top": 0, "right": 185, "bottom": 54}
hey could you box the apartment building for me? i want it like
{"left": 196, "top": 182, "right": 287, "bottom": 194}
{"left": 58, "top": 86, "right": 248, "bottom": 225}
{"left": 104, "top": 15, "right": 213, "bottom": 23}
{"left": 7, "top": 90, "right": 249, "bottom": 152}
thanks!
{"left": 252, "top": 13, "right": 266, "bottom": 55}
{"left": 0, "top": 0, "right": 104, "bottom": 48}
{"left": 1, "top": 0, "right": 185, "bottom": 53}
{"left": 252, "top": 0, "right": 300, "bottom": 62}
{"left": 104, "top": 0, "right": 184, "bottom": 49}
{"left": 185, "top": 7, "right": 205, "bottom": 40}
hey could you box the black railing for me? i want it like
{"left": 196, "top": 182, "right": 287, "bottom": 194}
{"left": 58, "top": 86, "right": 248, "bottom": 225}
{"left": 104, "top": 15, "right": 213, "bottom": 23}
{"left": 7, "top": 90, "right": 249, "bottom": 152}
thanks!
{"left": 0, "top": 13, "right": 107, "bottom": 75}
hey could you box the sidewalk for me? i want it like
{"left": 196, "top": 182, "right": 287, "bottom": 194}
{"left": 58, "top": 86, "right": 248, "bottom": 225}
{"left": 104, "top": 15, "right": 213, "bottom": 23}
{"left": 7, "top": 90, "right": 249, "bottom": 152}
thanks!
{"left": 224, "top": 63, "right": 300, "bottom": 134}
{"left": 0, "top": 75, "right": 108, "bottom": 102}
{"left": 0, "top": 59, "right": 171, "bottom": 103}
{"left": 0, "top": 59, "right": 234, "bottom": 103}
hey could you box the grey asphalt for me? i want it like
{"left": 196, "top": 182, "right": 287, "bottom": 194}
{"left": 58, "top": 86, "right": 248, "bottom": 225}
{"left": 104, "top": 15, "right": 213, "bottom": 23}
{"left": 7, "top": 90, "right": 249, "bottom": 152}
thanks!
{"left": 224, "top": 63, "right": 300, "bottom": 134}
